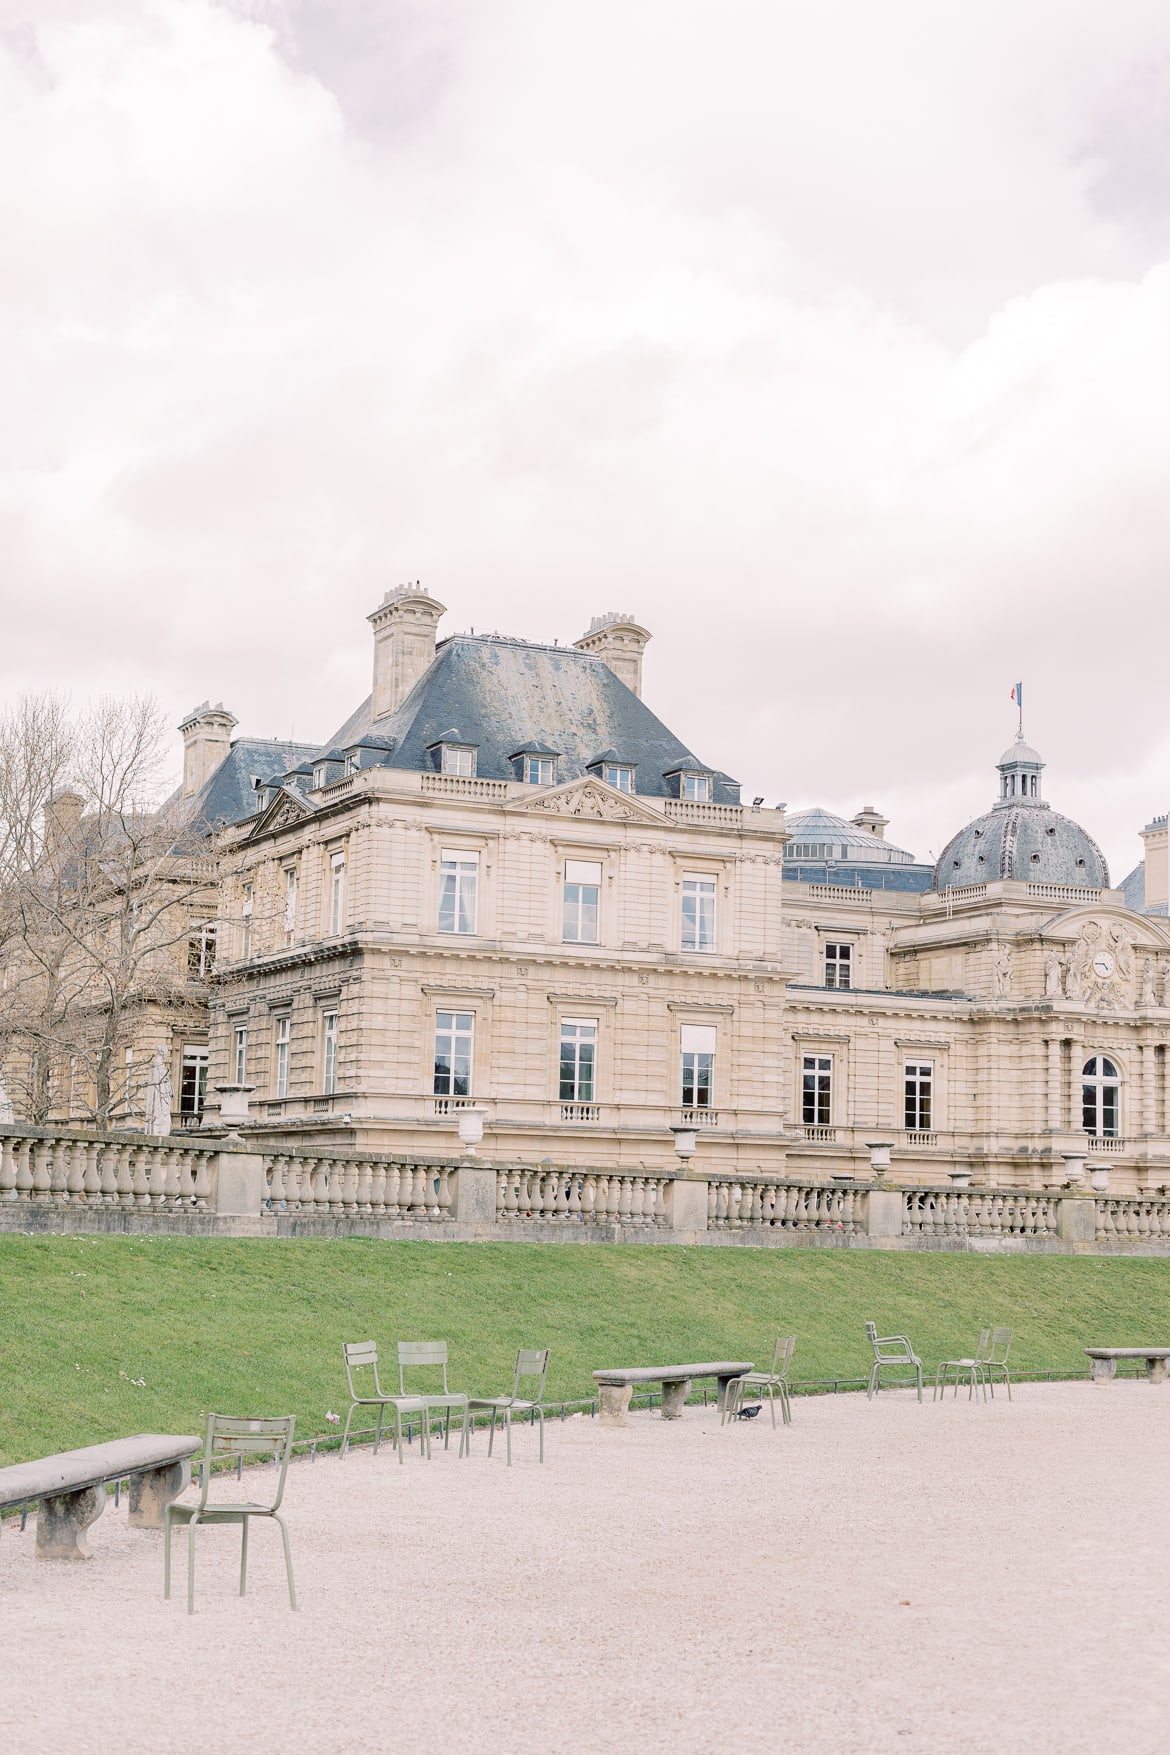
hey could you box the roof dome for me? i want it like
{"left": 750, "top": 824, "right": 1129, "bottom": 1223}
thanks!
{"left": 933, "top": 732, "right": 1109, "bottom": 891}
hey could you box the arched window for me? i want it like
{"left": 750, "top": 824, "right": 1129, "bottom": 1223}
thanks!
{"left": 1082, "top": 1056, "right": 1120, "bottom": 1138}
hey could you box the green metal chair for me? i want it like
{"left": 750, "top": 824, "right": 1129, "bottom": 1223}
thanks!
{"left": 398, "top": 1340, "right": 470, "bottom": 1459}
{"left": 164, "top": 1414, "right": 296, "bottom": 1615}
{"left": 722, "top": 1336, "right": 795, "bottom": 1428}
{"left": 341, "top": 1341, "right": 430, "bottom": 1463}
{"left": 978, "top": 1327, "right": 1014, "bottom": 1399}
{"left": 865, "top": 1321, "right": 923, "bottom": 1402}
{"left": 468, "top": 1348, "right": 551, "bottom": 1464}
{"left": 933, "top": 1329, "right": 990, "bottom": 1402}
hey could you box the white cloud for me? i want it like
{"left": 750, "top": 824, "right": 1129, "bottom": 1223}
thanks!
{"left": 1, "top": 0, "right": 1169, "bottom": 879}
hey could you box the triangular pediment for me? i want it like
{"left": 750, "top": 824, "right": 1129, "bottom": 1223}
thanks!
{"left": 244, "top": 787, "right": 317, "bottom": 841}
{"left": 512, "top": 776, "right": 664, "bottom": 825}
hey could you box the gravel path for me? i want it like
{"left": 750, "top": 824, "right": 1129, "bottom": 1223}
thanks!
{"left": 2, "top": 1381, "right": 1168, "bottom": 1755}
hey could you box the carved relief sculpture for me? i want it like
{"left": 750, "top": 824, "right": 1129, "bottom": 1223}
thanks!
{"left": 1043, "top": 951, "right": 1063, "bottom": 998}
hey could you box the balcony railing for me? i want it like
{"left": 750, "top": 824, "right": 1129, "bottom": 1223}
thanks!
{"left": 680, "top": 1107, "right": 719, "bottom": 1128}
{"left": 802, "top": 1125, "right": 837, "bottom": 1143}
{"left": 420, "top": 774, "right": 508, "bottom": 800}
{"left": 433, "top": 1097, "right": 476, "bottom": 1116}
{"left": 560, "top": 1103, "right": 599, "bottom": 1123}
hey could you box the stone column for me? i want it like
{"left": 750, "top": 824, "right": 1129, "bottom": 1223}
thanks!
{"left": 1141, "top": 1042, "right": 1156, "bottom": 1138}
{"left": 1046, "top": 1038, "right": 1063, "bottom": 1132}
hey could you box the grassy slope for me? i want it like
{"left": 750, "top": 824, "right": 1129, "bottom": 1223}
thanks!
{"left": 2, "top": 1235, "right": 1169, "bottom": 1464}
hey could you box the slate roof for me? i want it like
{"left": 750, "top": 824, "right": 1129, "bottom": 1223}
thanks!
{"left": 934, "top": 803, "right": 1109, "bottom": 891}
{"left": 176, "top": 738, "right": 319, "bottom": 831}
{"left": 1120, "top": 861, "right": 1168, "bottom": 917}
{"left": 321, "top": 635, "right": 737, "bottom": 801}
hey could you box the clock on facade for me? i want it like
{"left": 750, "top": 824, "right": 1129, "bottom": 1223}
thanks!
{"left": 1091, "top": 951, "right": 1115, "bottom": 979}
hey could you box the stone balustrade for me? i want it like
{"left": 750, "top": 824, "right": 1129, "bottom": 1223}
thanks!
{"left": 264, "top": 1153, "right": 453, "bottom": 1221}
{"left": 3, "top": 1122, "right": 1170, "bottom": 1255}
{"left": 495, "top": 1166, "right": 669, "bottom": 1226}
{"left": 902, "top": 1188, "right": 1060, "bottom": 1241}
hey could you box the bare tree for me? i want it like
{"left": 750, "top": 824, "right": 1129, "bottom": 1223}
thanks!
{"left": 0, "top": 693, "right": 220, "bottom": 1128}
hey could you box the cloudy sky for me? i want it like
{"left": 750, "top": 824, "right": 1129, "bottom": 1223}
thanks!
{"left": 3, "top": 0, "right": 1169, "bottom": 879}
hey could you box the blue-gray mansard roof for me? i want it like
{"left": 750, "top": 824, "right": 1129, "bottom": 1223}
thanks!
{"left": 322, "top": 634, "right": 739, "bottom": 801}
{"left": 177, "top": 738, "right": 319, "bottom": 829}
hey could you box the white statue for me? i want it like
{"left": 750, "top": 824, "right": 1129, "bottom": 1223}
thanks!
{"left": 1043, "top": 951, "right": 1063, "bottom": 998}
{"left": 0, "top": 1075, "right": 14, "bottom": 1125}
{"left": 1065, "top": 959, "right": 1083, "bottom": 1001}
{"left": 144, "top": 1048, "right": 173, "bottom": 1137}
{"left": 993, "top": 945, "right": 1014, "bottom": 998}
{"left": 1141, "top": 958, "right": 1157, "bottom": 1006}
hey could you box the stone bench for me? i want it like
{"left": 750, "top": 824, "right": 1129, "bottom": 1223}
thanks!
{"left": 0, "top": 1434, "right": 201, "bottom": 1560}
{"left": 1084, "top": 1348, "right": 1170, "bottom": 1385}
{"left": 592, "top": 1363, "right": 753, "bottom": 1426}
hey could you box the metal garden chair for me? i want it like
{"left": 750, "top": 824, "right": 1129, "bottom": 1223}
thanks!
{"left": 340, "top": 1341, "right": 429, "bottom": 1462}
{"left": 722, "top": 1335, "right": 795, "bottom": 1428}
{"left": 398, "top": 1340, "right": 470, "bottom": 1459}
{"left": 468, "top": 1348, "right": 551, "bottom": 1464}
{"left": 978, "top": 1327, "right": 1014, "bottom": 1399}
{"left": 865, "top": 1321, "right": 923, "bottom": 1402}
{"left": 933, "top": 1329, "right": 990, "bottom": 1402}
{"left": 164, "top": 1414, "right": 296, "bottom": 1615}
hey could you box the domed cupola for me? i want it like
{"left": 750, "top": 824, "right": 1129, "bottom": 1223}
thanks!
{"left": 933, "top": 731, "right": 1109, "bottom": 892}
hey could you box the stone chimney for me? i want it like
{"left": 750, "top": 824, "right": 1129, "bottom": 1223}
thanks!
{"left": 573, "top": 613, "right": 652, "bottom": 698}
{"left": 43, "top": 789, "right": 85, "bottom": 854}
{"left": 178, "top": 702, "right": 238, "bottom": 799}
{"left": 1141, "top": 812, "right": 1168, "bottom": 911}
{"left": 368, "top": 587, "right": 447, "bottom": 721}
{"left": 851, "top": 804, "right": 889, "bottom": 841}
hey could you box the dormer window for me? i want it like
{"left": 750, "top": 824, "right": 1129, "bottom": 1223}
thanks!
{"left": 682, "top": 773, "right": 711, "bottom": 802}
{"left": 313, "top": 763, "right": 328, "bottom": 789}
{"left": 441, "top": 744, "right": 476, "bottom": 777}
{"left": 604, "top": 764, "right": 633, "bottom": 792}
{"left": 345, "top": 751, "right": 359, "bottom": 777}
{"left": 525, "top": 756, "right": 554, "bottom": 785}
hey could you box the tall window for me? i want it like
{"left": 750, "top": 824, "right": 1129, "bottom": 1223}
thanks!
{"left": 904, "top": 1061, "right": 932, "bottom": 1132}
{"left": 188, "top": 921, "right": 216, "bottom": 979}
{"left": 802, "top": 1054, "right": 832, "bottom": 1126}
{"left": 1083, "top": 1055, "right": 1120, "bottom": 1138}
{"left": 329, "top": 851, "right": 346, "bottom": 935}
{"left": 274, "top": 1015, "right": 290, "bottom": 1098}
{"left": 241, "top": 883, "right": 253, "bottom": 958}
{"left": 283, "top": 866, "right": 298, "bottom": 946}
{"left": 559, "top": 1019, "right": 597, "bottom": 1102}
{"left": 680, "top": 1023, "right": 716, "bottom": 1108}
{"left": 441, "top": 744, "right": 476, "bottom": 776}
{"left": 525, "top": 756, "right": 554, "bottom": 785}
{"left": 681, "top": 876, "right": 716, "bottom": 952}
{"left": 434, "top": 1011, "right": 473, "bottom": 1096}
{"left": 563, "top": 859, "right": 601, "bottom": 944}
{"left": 824, "top": 942, "right": 852, "bottom": 989}
{"left": 439, "top": 850, "right": 478, "bottom": 935}
{"left": 232, "top": 1024, "right": 248, "bottom": 1085}
{"left": 179, "top": 1045, "right": 209, "bottom": 1124}
{"left": 604, "top": 764, "right": 633, "bottom": 792}
{"left": 682, "top": 773, "right": 711, "bottom": 802}
{"left": 322, "top": 1011, "right": 338, "bottom": 1095}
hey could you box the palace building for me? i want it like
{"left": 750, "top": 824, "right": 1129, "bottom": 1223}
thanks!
{"left": 176, "top": 590, "right": 1170, "bottom": 1193}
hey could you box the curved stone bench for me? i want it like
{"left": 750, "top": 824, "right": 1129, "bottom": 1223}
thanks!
{"left": 0, "top": 1434, "right": 200, "bottom": 1560}
{"left": 592, "top": 1363, "right": 753, "bottom": 1426}
{"left": 1084, "top": 1348, "right": 1170, "bottom": 1384}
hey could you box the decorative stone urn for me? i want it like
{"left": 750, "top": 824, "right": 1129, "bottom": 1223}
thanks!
{"left": 1089, "top": 1164, "right": 1111, "bottom": 1194}
{"left": 948, "top": 1168, "right": 973, "bottom": 1188}
{"left": 866, "top": 1141, "right": 893, "bottom": 1180}
{"left": 214, "top": 1084, "right": 254, "bottom": 1127}
{"left": 1062, "top": 1153, "right": 1087, "bottom": 1190}
{"left": 671, "top": 1127, "right": 698, "bottom": 1162}
{"left": 456, "top": 1105, "right": 488, "bottom": 1154}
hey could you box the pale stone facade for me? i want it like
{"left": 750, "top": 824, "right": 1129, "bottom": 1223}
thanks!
{"left": 191, "top": 591, "right": 1170, "bottom": 1194}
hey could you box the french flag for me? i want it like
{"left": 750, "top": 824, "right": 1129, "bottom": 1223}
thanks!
{"left": 1010, "top": 682, "right": 1023, "bottom": 707}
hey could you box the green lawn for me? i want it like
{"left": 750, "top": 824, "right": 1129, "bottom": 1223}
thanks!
{"left": 2, "top": 1235, "right": 1169, "bottom": 1465}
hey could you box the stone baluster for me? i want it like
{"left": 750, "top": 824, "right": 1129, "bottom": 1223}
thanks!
{"left": 580, "top": 1173, "right": 597, "bottom": 1221}
{"left": 629, "top": 1177, "right": 646, "bottom": 1225}
{"left": 1096, "top": 1201, "right": 1114, "bottom": 1241}
{"left": 69, "top": 1141, "right": 90, "bottom": 1202}
{"left": 436, "top": 1167, "right": 452, "bottom": 1221}
{"left": 285, "top": 1155, "right": 304, "bottom": 1211}
{"left": 126, "top": 1147, "right": 148, "bottom": 1206}
{"left": 303, "top": 1158, "right": 324, "bottom": 1212}
{"left": 354, "top": 1159, "right": 372, "bottom": 1215}
{"left": 165, "top": 1149, "right": 184, "bottom": 1206}
{"left": 567, "top": 1174, "right": 583, "bottom": 1221}
{"left": 112, "top": 1144, "right": 132, "bottom": 1204}
{"left": 380, "top": 1162, "right": 398, "bottom": 1216}
{"left": 0, "top": 1136, "right": 17, "bottom": 1201}
{"left": 50, "top": 1141, "right": 70, "bottom": 1202}
{"left": 366, "top": 1160, "right": 385, "bottom": 1215}
{"left": 841, "top": 1188, "right": 856, "bottom": 1233}
{"left": 15, "top": 1139, "right": 33, "bottom": 1200}
{"left": 707, "top": 1182, "right": 718, "bottom": 1225}
{"left": 337, "top": 1160, "right": 356, "bottom": 1214}
{"left": 97, "top": 1144, "right": 118, "bottom": 1204}
{"left": 32, "top": 1140, "right": 52, "bottom": 1202}
{"left": 645, "top": 1177, "right": 662, "bottom": 1225}
{"left": 613, "top": 1176, "right": 630, "bottom": 1224}
{"left": 144, "top": 1146, "right": 165, "bottom": 1205}
{"left": 192, "top": 1151, "right": 211, "bottom": 1211}
{"left": 548, "top": 1170, "right": 565, "bottom": 1219}
{"left": 267, "top": 1154, "right": 286, "bottom": 1209}
{"left": 408, "top": 1165, "right": 426, "bottom": 1216}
